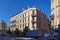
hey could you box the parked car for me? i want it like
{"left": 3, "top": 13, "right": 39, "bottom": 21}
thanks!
{"left": 51, "top": 37, "right": 57, "bottom": 40}
{"left": 15, "top": 37, "right": 36, "bottom": 40}
{"left": 26, "top": 30, "right": 41, "bottom": 38}
{"left": 43, "top": 34, "right": 50, "bottom": 38}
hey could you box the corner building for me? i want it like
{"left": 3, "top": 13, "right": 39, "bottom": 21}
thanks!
{"left": 10, "top": 7, "right": 50, "bottom": 34}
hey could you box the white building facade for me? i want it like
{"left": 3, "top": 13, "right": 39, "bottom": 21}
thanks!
{"left": 10, "top": 7, "right": 49, "bottom": 32}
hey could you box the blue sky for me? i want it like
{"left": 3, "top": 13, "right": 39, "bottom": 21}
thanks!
{"left": 0, "top": 0, "right": 51, "bottom": 26}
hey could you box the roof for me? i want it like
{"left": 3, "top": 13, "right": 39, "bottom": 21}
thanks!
{"left": 11, "top": 7, "right": 47, "bottom": 19}
{"left": 11, "top": 7, "right": 37, "bottom": 17}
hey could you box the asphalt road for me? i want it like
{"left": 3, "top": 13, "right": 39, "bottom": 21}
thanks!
{"left": 0, "top": 36, "right": 14, "bottom": 40}
{"left": 0, "top": 36, "right": 51, "bottom": 40}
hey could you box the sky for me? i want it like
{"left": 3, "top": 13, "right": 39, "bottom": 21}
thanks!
{"left": 0, "top": 0, "right": 51, "bottom": 26}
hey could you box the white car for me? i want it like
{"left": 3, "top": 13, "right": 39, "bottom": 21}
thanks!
{"left": 15, "top": 37, "right": 36, "bottom": 40}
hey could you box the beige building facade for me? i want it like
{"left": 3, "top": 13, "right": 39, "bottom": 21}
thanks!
{"left": 10, "top": 7, "right": 50, "bottom": 34}
{"left": 51, "top": 0, "right": 60, "bottom": 29}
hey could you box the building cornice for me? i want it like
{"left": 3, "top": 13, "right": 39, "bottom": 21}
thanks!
{"left": 11, "top": 8, "right": 37, "bottom": 17}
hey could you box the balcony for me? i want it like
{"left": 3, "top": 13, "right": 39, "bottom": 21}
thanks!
{"left": 31, "top": 14, "right": 37, "bottom": 17}
{"left": 10, "top": 24, "right": 16, "bottom": 27}
{"left": 10, "top": 20, "right": 16, "bottom": 23}
{"left": 50, "top": 14, "right": 54, "bottom": 20}
{"left": 32, "top": 20, "right": 36, "bottom": 23}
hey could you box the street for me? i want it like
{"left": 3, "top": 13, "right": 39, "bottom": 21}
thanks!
{"left": 0, "top": 36, "right": 14, "bottom": 40}
{"left": 0, "top": 36, "right": 52, "bottom": 40}
{"left": 0, "top": 36, "right": 38, "bottom": 40}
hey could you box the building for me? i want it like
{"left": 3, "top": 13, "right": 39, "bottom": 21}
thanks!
{"left": 51, "top": 0, "right": 60, "bottom": 29}
{"left": 0, "top": 20, "right": 7, "bottom": 34}
{"left": 51, "top": 0, "right": 60, "bottom": 37}
{"left": 0, "top": 20, "right": 7, "bottom": 30}
{"left": 10, "top": 6, "right": 50, "bottom": 34}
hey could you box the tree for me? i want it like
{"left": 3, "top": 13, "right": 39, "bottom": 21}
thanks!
{"left": 15, "top": 28, "right": 20, "bottom": 37}
{"left": 23, "top": 26, "right": 29, "bottom": 36}
{"left": 7, "top": 28, "right": 12, "bottom": 36}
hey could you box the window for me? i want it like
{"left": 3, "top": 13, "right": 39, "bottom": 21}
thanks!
{"left": 20, "top": 25, "right": 21, "bottom": 28}
{"left": 34, "top": 17, "right": 36, "bottom": 21}
{"left": 32, "top": 23, "right": 35, "bottom": 29}
{"left": 32, "top": 11, "right": 34, "bottom": 15}
{"left": 25, "top": 13, "right": 26, "bottom": 16}
{"left": 58, "top": 0, "right": 60, "bottom": 4}
{"left": 32, "top": 17, "right": 36, "bottom": 21}
{"left": 58, "top": 17, "right": 60, "bottom": 24}
{"left": 20, "top": 20, "right": 21, "bottom": 22}
{"left": 58, "top": 7, "right": 60, "bottom": 14}
{"left": 28, "top": 12, "right": 30, "bottom": 15}
{"left": 20, "top": 15, "right": 21, "bottom": 18}
{"left": 32, "top": 17, "right": 34, "bottom": 21}
{"left": 25, "top": 24, "right": 26, "bottom": 27}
